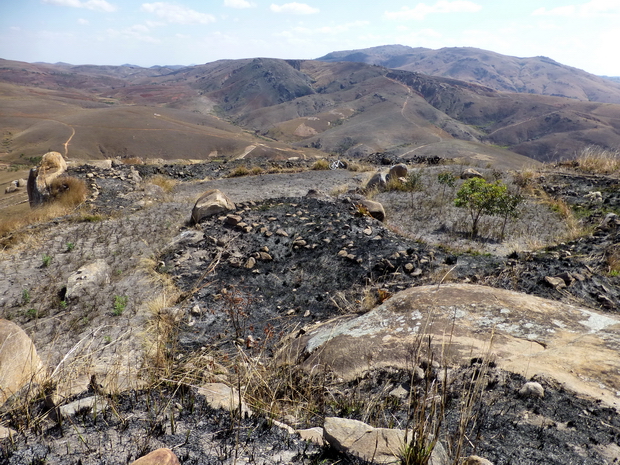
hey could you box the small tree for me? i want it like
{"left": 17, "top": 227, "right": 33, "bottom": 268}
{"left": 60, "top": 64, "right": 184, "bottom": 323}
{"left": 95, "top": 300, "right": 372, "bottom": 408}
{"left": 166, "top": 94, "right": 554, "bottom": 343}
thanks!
{"left": 496, "top": 190, "right": 524, "bottom": 240}
{"left": 454, "top": 178, "right": 507, "bottom": 237}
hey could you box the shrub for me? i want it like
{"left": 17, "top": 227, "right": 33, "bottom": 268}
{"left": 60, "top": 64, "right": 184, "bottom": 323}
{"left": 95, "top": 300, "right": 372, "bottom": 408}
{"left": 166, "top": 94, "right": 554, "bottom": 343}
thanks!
{"left": 455, "top": 178, "right": 516, "bottom": 237}
{"left": 113, "top": 295, "right": 128, "bottom": 316}
{"left": 149, "top": 174, "right": 177, "bottom": 193}
{"left": 228, "top": 166, "right": 250, "bottom": 177}
{"left": 49, "top": 175, "right": 88, "bottom": 207}
{"left": 311, "top": 159, "right": 330, "bottom": 170}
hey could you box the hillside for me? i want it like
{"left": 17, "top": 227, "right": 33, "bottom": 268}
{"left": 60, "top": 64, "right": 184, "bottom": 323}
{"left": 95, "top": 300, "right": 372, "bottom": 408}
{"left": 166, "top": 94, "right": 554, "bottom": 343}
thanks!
{"left": 317, "top": 45, "right": 620, "bottom": 104}
{"left": 2, "top": 55, "right": 620, "bottom": 167}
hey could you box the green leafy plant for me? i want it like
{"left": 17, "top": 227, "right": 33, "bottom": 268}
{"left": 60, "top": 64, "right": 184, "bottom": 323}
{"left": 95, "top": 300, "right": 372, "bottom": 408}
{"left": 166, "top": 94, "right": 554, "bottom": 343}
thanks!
{"left": 454, "top": 178, "right": 516, "bottom": 238}
{"left": 42, "top": 254, "right": 52, "bottom": 267}
{"left": 113, "top": 295, "right": 128, "bottom": 316}
{"left": 22, "top": 289, "right": 31, "bottom": 305}
{"left": 65, "top": 242, "right": 75, "bottom": 252}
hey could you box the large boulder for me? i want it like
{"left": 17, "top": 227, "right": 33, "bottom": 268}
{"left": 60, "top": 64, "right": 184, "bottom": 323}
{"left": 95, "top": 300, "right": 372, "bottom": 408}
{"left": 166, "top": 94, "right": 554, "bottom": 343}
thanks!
{"left": 388, "top": 163, "right": 408, "bottom": 180}
{"left": 0, "top": 320, "right": 43, "bottom": 405}
{"left": 27, "top": 151, "right": 67, "bottom": 207}
{"left": 285, "top": 284, "right": 620, "bottom": 409}
{"left": 191, "top": 189, "right": 235, "bottom": 224}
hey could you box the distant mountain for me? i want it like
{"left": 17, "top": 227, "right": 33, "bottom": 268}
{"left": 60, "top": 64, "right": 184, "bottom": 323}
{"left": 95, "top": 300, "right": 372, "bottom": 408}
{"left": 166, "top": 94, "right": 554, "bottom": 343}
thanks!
{"left": 1, "top": 56, "right": 620, "bottom": 166}
{"left": 317, "top": 45, "right": 620, "bottom": 104}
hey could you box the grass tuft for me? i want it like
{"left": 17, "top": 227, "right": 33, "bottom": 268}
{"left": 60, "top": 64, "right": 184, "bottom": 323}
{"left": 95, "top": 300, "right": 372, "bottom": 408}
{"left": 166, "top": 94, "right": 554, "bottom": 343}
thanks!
{"left": 311, "top": 159, "right": 330, "bottom": 170}
{"left": 149, "top": 174, "right": 177, "bottom": 193}
{"left": 575, "top": 146, "right": 620, "bottom": 174}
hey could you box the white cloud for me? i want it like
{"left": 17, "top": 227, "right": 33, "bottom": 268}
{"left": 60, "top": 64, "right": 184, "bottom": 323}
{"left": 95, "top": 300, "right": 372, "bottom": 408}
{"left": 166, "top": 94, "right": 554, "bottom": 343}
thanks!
{"left": 270, "top": 3, "right": 319, "bottom": 14}
{"left": 77, "top": 18, "right": 89, "bottom": 25}
{"left": 533, "top": 0, "right": 620, "bottom": 17}
{"left": 141, "top": 2, "right": 216, "bottom": 24}
{"left": 42, "top": 0, "right": 117, "bottom": 12}
{"left": 107, "top": 25, "right": 160, "bottom": 43}
{"left": 281, "top": 20, "right": 369, "bottom": 36}
{"left": 224, "top": 0, "right": 255, "bottom": 9}
{"left": 384, "top": 1, "right": 481, "bottom": 20}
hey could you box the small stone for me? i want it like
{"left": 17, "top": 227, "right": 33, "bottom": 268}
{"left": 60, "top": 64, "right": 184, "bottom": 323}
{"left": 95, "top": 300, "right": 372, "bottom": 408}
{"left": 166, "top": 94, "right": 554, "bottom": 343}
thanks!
{"left": 404, "top": 263, "right": 414, "bottom": 272}
{"left": 131, "top": 448, "right": 180, "bottom": 465}
{"left": 338, "top": 250, "right": 348, "bottom": 257}
{"left": 276, "top": 229, "right": 289, "bottom": 237}
{"left": 244, "top": 257, "right": 256, "bottom": 269}
{"left": 225, "top": 214, "right": 242, "bottom": 226}
{"left": 363, "top": 227, "right": 372, "bottom": 235}
{"left": 463, "top": 456, "right": 494, "bottom": 465}
{"left": 191, "top": 305, "right": 202, "bottom": 316}
{"left": 544, "top": 276, "right": 566, "bottom": 290}
{"left": 519, "top": 381, "right": 544, "bottom": 398}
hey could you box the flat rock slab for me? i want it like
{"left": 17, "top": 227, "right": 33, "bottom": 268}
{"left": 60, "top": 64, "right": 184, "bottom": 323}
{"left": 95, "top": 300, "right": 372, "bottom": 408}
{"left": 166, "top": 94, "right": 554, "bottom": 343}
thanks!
{"left": 291, "top": 284, "right": 620, "bottom": 409}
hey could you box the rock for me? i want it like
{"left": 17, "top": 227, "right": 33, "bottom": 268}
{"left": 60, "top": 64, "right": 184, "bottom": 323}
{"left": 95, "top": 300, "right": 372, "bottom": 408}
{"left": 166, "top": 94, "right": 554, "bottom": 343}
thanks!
{"left": 244, "top": 257, "right": 256, "bottom": 269}
{"left": 555, "top": 271, "right": 574, "bottom": 286}
{"left": 519, "top": 381, "right": 545, "bottom": 398}
{"left": 17, "top": 178, "right": 27, "bottom": 188}
{"left": 358, "top": 199, "right": 385, "bottom": 222}
{"left": 0, "top": 319, "right": 43, "bottom": 405}
{"left": 131, "top": 448, "right": 180, "bottom": 465}
{"left": 296, "top": 427, "right": 325, "bottom": 445}
{"left": 0, "top": 426, "right": 17, "bottom": 439}
{"left": 191, "top": 189, "right": 235, "bottom": 224}
{"left": 544, "top": 276, "right": 566, "bottom": 289}
{"left": 323, "top": 417, "right": 446, "bottom": 465}
{"left": 59, "top": 395, "right": 108, "bottom": 417}
{"left": 388, "top": 163, "right": 408, "bottom": 180}
{"left": 86, "top": 159, "right": 113, "bottom": 170}
{"left": 461, "top": 168, "right": 483, "bottom": 179}
{"left": 284, "top": 284, "right": 620, "bottom": 409}
{"left": 129, "top": 166, "right": 142, "bottom": 183}
{"left": 366, "top": 172, "right": 387, "bottom": 190}
{"left": 275, "top": 228, "right": 289, "bottom": 237}
{"left": 27, "top": 151, "right": 67, "bottom": 207}
{"left": 225, "top": 214, "right": 243, "bottom": 226}
{"left": 4, "top": 185, "right": 17, "bottom": 194}
{"left": 598, "top": 213, "right": 619, "bottom": 231}
{"left": 463, "top": 456, "right": 494, "bottom": 465}
{"left": 197, "top": 383, "right": 252, "bottom": 416}
{"left": 66, "top": 259, "right": 111, "bottom": 301}
{"left": 584, "top": 191, "right": 603, "bottom": 203}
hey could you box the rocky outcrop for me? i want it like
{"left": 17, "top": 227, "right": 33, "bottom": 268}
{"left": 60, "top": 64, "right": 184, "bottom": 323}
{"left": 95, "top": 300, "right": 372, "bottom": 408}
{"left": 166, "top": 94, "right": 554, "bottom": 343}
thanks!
{"left": 366, "top": 172, "right": 387, "bottom": 189}
{"left": 191, "top": 189, "right": 235, "bottom": 224}
{"left": 388, "top": 163, "right": 408, "bottom": 180}
{"left": 0, "top": 319, "right": 43, "bottom": 405}
{"left": 288, "top": 283, "right": 620, "bottom": 409}
{"left": 461, "top": 168, "right": 483, "bottom": 179}
{"left": 358, "top": 199, "right": 386, "bottom": 222}
{"left": 27, "top": 151, "right": 67, "bottom": 207}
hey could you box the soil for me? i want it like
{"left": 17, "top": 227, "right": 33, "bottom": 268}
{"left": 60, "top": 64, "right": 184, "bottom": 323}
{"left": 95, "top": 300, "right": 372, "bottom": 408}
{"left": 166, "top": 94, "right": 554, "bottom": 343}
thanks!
{"left": 1, "top": 158, "right": 619, "bottom": 464}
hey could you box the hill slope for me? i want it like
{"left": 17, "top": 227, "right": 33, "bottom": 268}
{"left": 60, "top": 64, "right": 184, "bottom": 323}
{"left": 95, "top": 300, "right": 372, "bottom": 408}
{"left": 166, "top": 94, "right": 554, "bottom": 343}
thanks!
{"left": 317, "top": 45, "right": 620, "bottom": 104}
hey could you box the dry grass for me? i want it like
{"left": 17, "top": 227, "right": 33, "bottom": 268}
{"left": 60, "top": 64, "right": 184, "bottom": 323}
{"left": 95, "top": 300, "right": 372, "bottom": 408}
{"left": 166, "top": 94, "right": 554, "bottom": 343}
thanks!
{"left": 541, "top": 195, "right": 588, "bottom": 241}
{"left": 120, "top": 157, "right": 144, "bottom": 165}
{"left": 347, "top": 161, "right": 374, "bottom": 172}
{"left": 605, "top": 246, "right": 620, "bottom": 275}
{"left": 575, "top": 146, "right": 620, "bottom": 174}
{"left": 148, "top": 174, "right": 178, "bottom": 193}
{"left": 227, "top": 166, "right": 250, "bottom": 177}
{"left": 49, "top": 176, "right": 88, "bottom": 207}
{"left": 311, "top": 159, "right": 330, "bottom": 170}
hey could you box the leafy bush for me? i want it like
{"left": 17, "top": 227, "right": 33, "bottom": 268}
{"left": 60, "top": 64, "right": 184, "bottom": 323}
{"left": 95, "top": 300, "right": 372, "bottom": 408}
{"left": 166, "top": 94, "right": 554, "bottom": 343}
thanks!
{"left": 454, "top": 178, "right": 522, "bottom": 237}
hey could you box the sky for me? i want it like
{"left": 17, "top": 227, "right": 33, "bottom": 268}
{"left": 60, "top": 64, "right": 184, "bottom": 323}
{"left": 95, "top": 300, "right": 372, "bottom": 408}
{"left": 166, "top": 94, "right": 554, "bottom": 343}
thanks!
{"left": 1, "top": 0, "right": 619, "bottom": 76}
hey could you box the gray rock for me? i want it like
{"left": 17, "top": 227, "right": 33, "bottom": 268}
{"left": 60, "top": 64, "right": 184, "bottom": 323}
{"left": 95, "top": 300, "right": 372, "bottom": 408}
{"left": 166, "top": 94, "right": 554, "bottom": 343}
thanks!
{"left": 358, "top": 199, "right": 386, "bottom": 222}
{"left": 191, "top": 189, "right": 235, "bottom": 223}
{"left": 389, "top": 163, "right": 408, "bottom": 180}
{"left": 461, "top": 168, "right": 484, "bottom": 179}
{"left": 366, "top": 172, "right": 387, "bottom": 190}
{"left": 27, "top": 151, "right": 67, "bottom": 207}
{"left": 59, "top": 395, "right": 108, "bottom": 417}
{"left": 519, "top": 381, "right": 545, "bottom": 398}
{"left": 66, "top": 260, "right": 111, "bottom": 301}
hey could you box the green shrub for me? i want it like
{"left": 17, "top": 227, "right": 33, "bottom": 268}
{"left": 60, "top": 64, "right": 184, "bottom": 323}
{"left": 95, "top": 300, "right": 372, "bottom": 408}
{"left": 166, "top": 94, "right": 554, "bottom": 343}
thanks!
{"left": 113, "top": 295, "right": 128, "bottom": 316}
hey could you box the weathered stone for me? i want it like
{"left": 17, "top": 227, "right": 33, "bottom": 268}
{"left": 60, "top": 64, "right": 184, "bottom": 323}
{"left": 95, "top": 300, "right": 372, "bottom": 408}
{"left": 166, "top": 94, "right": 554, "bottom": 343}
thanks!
{"left": 284, "top": 284, "right": 620, "bottom": 409}
{"left": 66, "top": 259, "right": 111, "bottom": 300}
{"left": 389, "top": 163, "right": 408, "bottom": 180}
{"left": 257, "top": 251, "right": 273, "bottom": 261}
{"left": 225, "top": 214, "right": 242, "bottom": 226}
{"left": 275, "top": 228, "right": 289, "bottom": 237}
{"left": 17, "top": 178, "right": 27, "bottom": 188}
{"left": 461, "top": 168, "right": 484, "bottom": 179}
{"left": 131, "top": 448, "right": 180, "bottom": 465}
{"left": 366, "top": 172, "right": 387, "bottom": 189}
{"left": 463, "top": 456, "right": 494, "bottom": 465}
{"left": 59, "top": 395, "right": 108, "bottom": 417}
{"left": 27, "top": 151, "right": 67, "bottom": 207}
{"left": 0, "top": 426, "right": 17, "bottom": 439}
{"left": 0, "top": 319, "right": 43, "bottom": 405}
{"left": 296, "top": 427, "right": 325, "bottom": 445}
{"left": 191, "top": 189, "right": 235, "bottom": 224}
{"left": 197, "top": 383, "right": 252, "bottom": 416}
{"left": 323, "top": 417, "right": 446, "bottom": 465}
{"left": 244, "top": 257, "right": 256, "bottom": 269}
{"left": 544, "top": 276, "right": 566, "bottom": 289}
{"left": 358, "top": 199, "right": 385, "bottom": 222}
{"left": 519, "top": 381, "right": 545, "bottom": 398}
{"left": 4, "top": 185, "right": 17, "bottom": 194}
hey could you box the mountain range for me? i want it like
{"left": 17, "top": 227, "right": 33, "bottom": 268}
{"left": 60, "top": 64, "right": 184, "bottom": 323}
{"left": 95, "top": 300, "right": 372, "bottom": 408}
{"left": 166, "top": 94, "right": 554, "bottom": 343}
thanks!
{"left": 1, "top": 45, "right": 620, "bottom": 167}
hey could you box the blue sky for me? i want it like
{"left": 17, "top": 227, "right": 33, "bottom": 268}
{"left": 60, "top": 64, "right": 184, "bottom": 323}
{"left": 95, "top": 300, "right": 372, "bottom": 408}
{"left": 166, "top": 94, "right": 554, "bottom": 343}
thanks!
{"left": 1, "top": 0, "right": 619, "bottom": 75}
